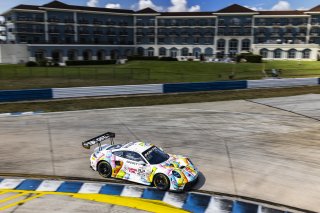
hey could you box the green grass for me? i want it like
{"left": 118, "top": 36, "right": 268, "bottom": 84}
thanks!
{"left": 0, "top": 86, "right": 318, "bottom": 113}
{"left": 0, "top": 60, "right": 319, "bottom": 89}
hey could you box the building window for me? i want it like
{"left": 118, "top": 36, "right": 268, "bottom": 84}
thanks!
{"left": 217, "top": 39, "right": 225, "bottom": 51}
{"left": 149, "top": 37, "right": 154, "bottom": 43}
{"left": 182, "top": 37, "right": 188, "bottom": 44}
{"left": 137, "top": 47, "right": 144, "bottom": 56}
{"left": 147, "top": 48, "right": 154, "bottom": 56}
{"left": 158, "top": 37, "right": 164, "bottom": 43}
{"left": 302, "top": 49, "right": 311, "bottom": 59}
{"left": 260, "top": 49, "right": 268, "bottom": 58}
{"left": 229, "top": 39, "right": 238, "bottom": 56}
{"left": 159, "top": 48, "right": 166, "bottom": 56}
{"left": 288, "top": 49, "right": 296, "bottom": 59}
{"left": 274, "top": 49, "right": 282, "bottom": 58}
{"left": 241, "top": 39, "right": 250, "bottom": 51}
{"left": 181, "top": 48, "right": 189, "bottom": 56}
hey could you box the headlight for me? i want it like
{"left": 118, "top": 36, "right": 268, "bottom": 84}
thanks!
{"left": 187, "top": 158, "right": 194, "bottom": 165}
{"left": 172, "top": 170, "right": 181, "bottom": 178}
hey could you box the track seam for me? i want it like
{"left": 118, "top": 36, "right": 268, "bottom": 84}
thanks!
{"left": 245, "top": 99, "right": 320, "bottom": 122}
{"left": 46, "top": 118, "right": 56, "bottom": 175}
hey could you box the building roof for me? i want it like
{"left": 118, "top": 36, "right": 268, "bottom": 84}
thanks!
{"left": 136, "top": 7, "right": 158, "bottom": 14}
{"left": 258, "top": 10, "right": 307, "bottom": 15}
{"left": 13, "top": 4, "right": 41, "bottom": 11}
{"left": 13, "top": 0, "right": 134, "bottom": 14}
{"left": 216, "top": 4, "right": 255, "bottom": 13}
{"left": 160, "top": 12, "right": 213, "bottom": 16}
{"left": 309, "top": 5, "right": 320, "bottom": 12}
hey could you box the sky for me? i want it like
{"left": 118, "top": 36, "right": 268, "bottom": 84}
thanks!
{"left": 1, "top": 0, "right": 320, "bottom": 14}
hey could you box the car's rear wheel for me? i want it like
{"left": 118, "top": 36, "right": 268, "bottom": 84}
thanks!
{"left": 97, "top": 161, "right": 112, "bottom": 178}
{"left": 153, "top": 174, "right": 170, "bottom": 191}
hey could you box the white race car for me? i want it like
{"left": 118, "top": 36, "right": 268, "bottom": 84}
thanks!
{"left": 82, "top": 132, "right": 199, "bottom": 191}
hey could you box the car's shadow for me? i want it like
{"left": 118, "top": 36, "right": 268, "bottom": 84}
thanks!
{"left": 193, "top": 171, "right": 206, "bottom": 190}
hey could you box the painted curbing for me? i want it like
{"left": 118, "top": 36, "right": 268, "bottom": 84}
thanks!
{"left": 0, "top": 178, "right": 297, "bottom": 213}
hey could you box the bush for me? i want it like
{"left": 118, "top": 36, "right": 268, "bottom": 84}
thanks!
{"left": 65, "top": 60, "right": 117, "bottom": 66}
{"left": 159, "top": 57, "right": 178, "bottom": 61}
{"left": 236, "top": 53, "right": 262, "bottom": 63}
{"left": 25, "top": 61, "right": 38, "bottom": 67}
{"left": 127, "top": 56, "right": 159, "bottom": 61}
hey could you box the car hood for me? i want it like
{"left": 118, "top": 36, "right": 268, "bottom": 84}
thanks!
{"left": 159, "top": 154, "right": 198, "bottom": 177}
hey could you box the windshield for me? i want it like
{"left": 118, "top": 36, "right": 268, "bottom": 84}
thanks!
{"left": 142, "top": 146, "right": 169, "bottom": 165}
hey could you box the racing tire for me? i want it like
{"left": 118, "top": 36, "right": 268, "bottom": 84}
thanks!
{"left": 153, "top": 174, "right": 170, "bottom": 191}
{"left": 97, "top": 161, "right": 112, "bottom": 178}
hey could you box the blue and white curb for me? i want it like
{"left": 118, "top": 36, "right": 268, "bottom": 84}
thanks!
{"left": 0, "top": 178, "right": 295, "bottom": 213}
{"left": 0, "top": 77, "right": 319, "bottom": 103}
{"left": 0, "top": 111, "right": 43, "bottom": 117}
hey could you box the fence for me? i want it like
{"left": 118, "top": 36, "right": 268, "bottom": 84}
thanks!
{"left": 0, "top": 78, "right": 319, "bottom": 103}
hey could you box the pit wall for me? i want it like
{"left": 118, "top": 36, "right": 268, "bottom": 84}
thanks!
{"left": 0, "top": 78, "right": 319, "bottom": 102}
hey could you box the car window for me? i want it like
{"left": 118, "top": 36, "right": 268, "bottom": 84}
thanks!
{"left": 113, "top": 151, "right": 124, "bottom": 158}
{"left": 123, "top": 151, "right": 145, "bottom": 163}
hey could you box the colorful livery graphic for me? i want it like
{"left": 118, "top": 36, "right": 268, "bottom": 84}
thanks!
{"left": 82, "top": 132, "right": 199, "bottom": 191}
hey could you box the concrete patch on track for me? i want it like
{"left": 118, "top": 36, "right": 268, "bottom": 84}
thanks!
{"left": 0, "top": 94, "right": 319, "bottom": 212}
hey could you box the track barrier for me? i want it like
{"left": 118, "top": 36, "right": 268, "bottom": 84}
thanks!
{"left": 0, "top": 78, "right": 319, "bottom": 103}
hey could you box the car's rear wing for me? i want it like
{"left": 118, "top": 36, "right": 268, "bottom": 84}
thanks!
{"left": 82, "top": 132, "right": 115, "bottom": 149}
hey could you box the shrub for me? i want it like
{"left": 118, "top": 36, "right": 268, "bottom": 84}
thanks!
{"left": 65, "top": 60, "right": 117, "bottom": 66}
{"left": 25, "top": 61, "right": 38, "bottom": 67}
{"left": 159, "top": 57, "right": 178, "bottom": 61}
{"left": 127, "top": 56, "right": 159, "bottom": 61}
{"left": 236, "top": 53, "right": 262, "bottom": 63}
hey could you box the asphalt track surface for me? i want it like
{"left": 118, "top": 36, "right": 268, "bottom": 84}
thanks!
{"left": 0, "top": 94, "right": 319, "bottom": 212}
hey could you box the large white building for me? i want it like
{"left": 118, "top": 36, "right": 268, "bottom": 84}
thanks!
{"left": 0, "top": 1, "right": 320, "bottom": 63}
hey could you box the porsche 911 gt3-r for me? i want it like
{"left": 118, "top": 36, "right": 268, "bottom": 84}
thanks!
{"left": 82, "top": 132, "right": 198, "bottom": 191}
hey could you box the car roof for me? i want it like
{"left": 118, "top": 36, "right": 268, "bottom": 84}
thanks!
{"left": 116, "top": 141, "right": 154, "bottom": 154}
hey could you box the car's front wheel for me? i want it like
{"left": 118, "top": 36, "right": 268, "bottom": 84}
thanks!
{"left": 153, "top": 173, "right": 170, "bottom": 191}
{"left": 97, "top": 161, "right": 112, "bottom": 178}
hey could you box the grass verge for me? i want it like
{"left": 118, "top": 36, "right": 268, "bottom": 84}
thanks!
{"left": 0, "top": 86, "right": 319, "bottom": 113}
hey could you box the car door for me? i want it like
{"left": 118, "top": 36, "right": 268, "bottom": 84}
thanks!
{"left": 122, "top": 151, "right": 150, "bottom": 184}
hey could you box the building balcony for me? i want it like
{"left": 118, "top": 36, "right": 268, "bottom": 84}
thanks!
{"left": 48, "top": 29, "right": 60, "bottom": 34}
{"left": 118, "top": 22, "right": 129, "bottom": 26}
{"left": 204, "top": 32, "right": 214, "bottom": 37}
{"left": 310, "top": 33, "right": 320, "bottom": 37}
{"left": 78, "top": 20, "right": 89, "bottom": 24}
{"left": 192, "top": 32, "right": 202, "bottom": 37}
{"left": 93, "top": 31, "right": 104, "bottom": 35}
{"left": 146, "top": 32, "right": 155, "bottom": 36}
{"left": 106, "top": 21, "right": 116, "bottom": 25}
{"left": 106, "top": 32, "right": 117, "bottom": 36}
{"left": 64, "top": 19, "right": 75, "bottom": 24}
{"left": 15, "top": 17, "right": 44, "bottom": 23}
{"left": 180, "top": 32, "right": 190, "bottom": 37}
{"left": 136, "top": 32, "right": 145, "bottom": 36}
{"left": 93, "top": 21, "right": 103, "bottom": 25}
{"left": 168, "top": 33, "right": 179, "bottom": 37}
{"left": 119, "top": 32, "right": 129, "bottom": 36}
{"left": 158, "top": 32, "right": 167, "bottom": 36}
{"left": 47, "top": 18, "right": 60, "bottom": 23}
{"left": 64, "top": 30, "right": 75, "bottom": 34}
{"left": 78, "top": 30, "right": 90, "bottom": 35}
{"left": 270, "top": 33, "right": 280, "bottom": 37}
{"left": 13, "top": 29, "right": 44, "bottom": 34}
{"left": 296, "top": 33, "right": 306, "bottom": 37}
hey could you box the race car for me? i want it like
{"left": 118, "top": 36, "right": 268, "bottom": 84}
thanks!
{"left": 82, "top": 132, "right": 199, "bottom": 191}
